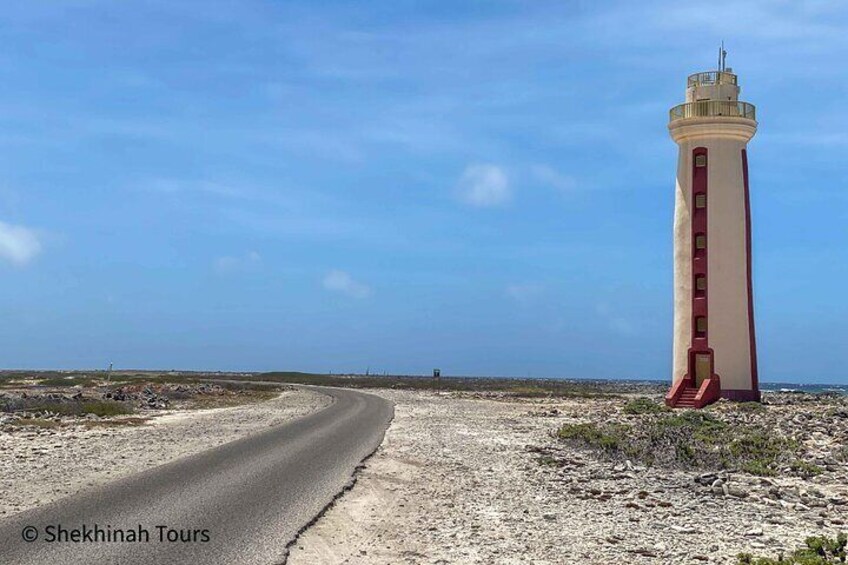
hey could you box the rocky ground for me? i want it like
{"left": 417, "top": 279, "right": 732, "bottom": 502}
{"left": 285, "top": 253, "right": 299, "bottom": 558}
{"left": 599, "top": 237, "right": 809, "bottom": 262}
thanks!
{"left": 0, "top": 380, "right": 267, "bottom": 415}
{"left": 5, "top": 374, "right": 847, "bottom": 564}
{"left": 290, "top": 390, "right": 848, "bottom": 565}
{"left": 0, "top": 387, "right": 329, "bottom": 516}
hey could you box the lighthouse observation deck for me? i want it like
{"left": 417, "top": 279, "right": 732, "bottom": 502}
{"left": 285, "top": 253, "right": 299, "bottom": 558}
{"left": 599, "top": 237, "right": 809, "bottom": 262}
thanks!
{"left": 669, "top": 100, "right": 756, "bottom": 122}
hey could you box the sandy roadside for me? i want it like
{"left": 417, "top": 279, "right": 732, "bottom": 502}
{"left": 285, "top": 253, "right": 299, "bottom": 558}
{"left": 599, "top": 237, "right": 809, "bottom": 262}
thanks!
{"left": 289, "top": 390, "right": 848, "bottom": 565}
{"left": 0, "top": 388, "right": 330, "bottom": 517}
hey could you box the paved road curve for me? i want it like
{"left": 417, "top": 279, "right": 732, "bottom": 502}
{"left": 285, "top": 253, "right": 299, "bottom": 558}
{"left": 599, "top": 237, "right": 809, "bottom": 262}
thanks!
{"left": 0, "top": 386, "right": 393, "bottom": 565}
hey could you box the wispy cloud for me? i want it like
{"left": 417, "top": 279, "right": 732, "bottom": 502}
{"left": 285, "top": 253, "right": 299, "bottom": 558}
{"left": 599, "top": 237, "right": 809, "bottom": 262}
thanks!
{"left": 457, "top": 164, "right": 510, "bottom": 207}
{"left": 0, "top": 221, "right": 42, "bottom": 266}
{"left": 213, "top": 251, "right": 261, "bottom": 275}
{"left": 322, "top": 270, "right": 372, "bottom": 298}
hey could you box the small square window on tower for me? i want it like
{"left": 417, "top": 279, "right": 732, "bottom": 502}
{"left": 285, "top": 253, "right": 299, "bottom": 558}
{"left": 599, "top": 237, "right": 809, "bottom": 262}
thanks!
{"left": 696, "top": 317, "right": 707, "bottom": 334}
{"left": 695, "top": 234, "right": 707, "bottom": 250}
{"left": 696, "top": 275, "right": 707, "bottom": 291}
{"left": 694, "top": 154, "right": 707, "bottom": 167}
{"left": 695, "top": 194, "right": 707, "bottom": 209}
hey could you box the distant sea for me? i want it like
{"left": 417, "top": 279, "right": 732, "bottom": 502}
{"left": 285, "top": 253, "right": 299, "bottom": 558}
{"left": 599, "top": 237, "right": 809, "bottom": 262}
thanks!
{"left": 636, "top": 379, "right": 848, "bottom": 395}
{"left": 465, "top": 375, "right": 848, "bottom": 395}
{"left": 760, "top": 382, "right": 848, "bottom": 395}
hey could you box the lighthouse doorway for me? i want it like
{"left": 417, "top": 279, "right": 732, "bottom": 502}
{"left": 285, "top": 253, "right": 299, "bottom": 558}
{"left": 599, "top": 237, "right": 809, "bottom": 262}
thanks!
{"left": 694, "top": 353, "right": 711, "bottom": 387}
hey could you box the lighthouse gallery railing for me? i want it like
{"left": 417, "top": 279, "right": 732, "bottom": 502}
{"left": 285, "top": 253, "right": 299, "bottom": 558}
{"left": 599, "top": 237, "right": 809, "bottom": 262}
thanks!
{"left": 687, "top": 71, "right": 737, "bottom": 87}
{"left": 669, "top": 100, "right": 756, "bottom": 123}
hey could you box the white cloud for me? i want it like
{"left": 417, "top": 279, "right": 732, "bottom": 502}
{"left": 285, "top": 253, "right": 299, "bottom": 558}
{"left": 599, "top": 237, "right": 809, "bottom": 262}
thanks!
{"left": 457, "top": 164, "right": 510, "bottom": 207}
{"left": 213, "top": 250, "right": 261, "bottom": 274}
{"left": 0, "top": 221, "right": 42, "bottom": 266}
{"left": 322, "top": 270, "right": 372, "bottom": 298}
{"left": 530, "top": 165, "right": 577, "bottom": 193}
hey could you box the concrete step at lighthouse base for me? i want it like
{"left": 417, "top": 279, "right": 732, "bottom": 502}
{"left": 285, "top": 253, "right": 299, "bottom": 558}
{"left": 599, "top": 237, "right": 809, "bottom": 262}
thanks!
{"left": 675, "top": 388, "right": 699, "bottom": 407}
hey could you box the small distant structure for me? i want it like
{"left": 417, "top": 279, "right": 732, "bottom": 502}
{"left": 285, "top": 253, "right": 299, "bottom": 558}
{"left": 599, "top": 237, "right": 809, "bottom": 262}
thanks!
{"left": 433, "top": 369, "right": 441, "bottom": 379}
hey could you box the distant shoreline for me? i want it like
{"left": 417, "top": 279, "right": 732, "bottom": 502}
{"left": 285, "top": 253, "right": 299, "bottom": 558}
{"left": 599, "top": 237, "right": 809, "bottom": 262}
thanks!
{"left": 3, "top": 369, "right": 846, "bottom": 395}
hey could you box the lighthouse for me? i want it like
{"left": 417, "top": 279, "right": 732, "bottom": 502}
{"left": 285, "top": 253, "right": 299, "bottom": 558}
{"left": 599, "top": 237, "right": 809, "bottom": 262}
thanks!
{"left": 665, "top": 51, "right": 760, "bottom": 408}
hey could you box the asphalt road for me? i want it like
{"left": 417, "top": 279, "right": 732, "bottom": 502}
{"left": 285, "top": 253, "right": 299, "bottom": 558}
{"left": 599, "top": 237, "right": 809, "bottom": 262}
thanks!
{"left": 0, "top": 386, "right": 394, "bottom": 565}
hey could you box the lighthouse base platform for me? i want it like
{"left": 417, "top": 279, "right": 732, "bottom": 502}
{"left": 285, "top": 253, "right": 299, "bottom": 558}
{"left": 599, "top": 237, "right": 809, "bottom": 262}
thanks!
{"left": 665, "top": 375, "right": 721, "bottom": 409}
{"left": 665, "top": 377, "right": 761, "bottom": 409}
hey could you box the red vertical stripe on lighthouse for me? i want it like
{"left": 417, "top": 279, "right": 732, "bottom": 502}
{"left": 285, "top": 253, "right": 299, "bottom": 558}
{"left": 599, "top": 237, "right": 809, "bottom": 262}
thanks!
{"left": 741, "top": 149, "right": 760, "bottom": 397}
{"left": 691, "top": 147, "right": 708, "bottom": 352}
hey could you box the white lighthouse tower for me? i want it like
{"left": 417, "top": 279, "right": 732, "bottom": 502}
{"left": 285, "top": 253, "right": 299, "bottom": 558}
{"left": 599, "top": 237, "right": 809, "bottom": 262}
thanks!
{"left": 665, "top": 50, "right": 760, "bottom": 408}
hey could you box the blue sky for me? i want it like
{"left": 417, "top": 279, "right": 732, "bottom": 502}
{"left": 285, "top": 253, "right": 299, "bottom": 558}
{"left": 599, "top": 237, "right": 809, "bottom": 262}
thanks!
{"left": 1, "top": 1, "right": 846, "bottom": 382}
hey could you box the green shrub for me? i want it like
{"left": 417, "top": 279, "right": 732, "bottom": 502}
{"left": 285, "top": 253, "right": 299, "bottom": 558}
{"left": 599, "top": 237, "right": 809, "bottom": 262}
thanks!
{"left": 25, "top": 401, "right": 133, "bottom": 417}
{"left": 557, "top": 410, "right": 805, "bottom": 476}
{"left": 623, "top": 397, "right": 669, "bottom": 415}
{"left": 38, "top": 375, "right": 99, "bottom": 387}
{"left": 537, "top": 455, "right": 561, "bottom": 467}
{"left": 78, "top": 401, "right": 133, "bottom": 417}
{"left": 727, "top": 429, "right": 790, "bottom": 476}
{"left": 740, "top": 460, "right": 775, "bottom": 477}
{"left": 557, "top": 423, "right": 629, "bottom": 452}
{"left": 737, "top": 401, "right": 766, "bottom": 413}
{"left": 789, "top": 460, "right": 824, "bottom": 477}
{"left": 738, "top": 533, "right": 847, "bottom": 564}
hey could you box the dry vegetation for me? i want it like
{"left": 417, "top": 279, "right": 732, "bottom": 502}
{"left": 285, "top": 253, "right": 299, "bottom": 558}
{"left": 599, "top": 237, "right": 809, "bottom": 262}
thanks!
{"left": 738, "top": 534, "right": 848, "bottom": 564}
{"left": 253, "top": 371, "right": 645, "bottom": 398}
{"left": 556, "top": 397, "right": 822, "bottom": 477}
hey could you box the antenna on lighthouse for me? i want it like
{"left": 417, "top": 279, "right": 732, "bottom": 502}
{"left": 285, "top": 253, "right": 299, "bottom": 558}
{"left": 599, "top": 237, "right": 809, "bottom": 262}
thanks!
{"left": 718, "top": 41, "right": 727, "bottom": 72}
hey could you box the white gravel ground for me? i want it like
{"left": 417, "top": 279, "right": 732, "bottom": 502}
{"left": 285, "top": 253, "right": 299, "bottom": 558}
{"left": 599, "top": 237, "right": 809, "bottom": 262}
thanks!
{"left": 0, "top": 388, "right": 329, "bottom": 517}
{"left": 290, "top": 389, "right": 848, "bottom": 565}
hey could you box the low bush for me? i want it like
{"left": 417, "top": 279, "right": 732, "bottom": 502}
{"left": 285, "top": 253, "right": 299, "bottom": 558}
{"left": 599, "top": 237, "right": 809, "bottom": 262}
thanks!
{"left": 737, "top": 533, "right": 847, "bottom": 564}
{"left": 788, "top": 460, "right": 824, "bottom": 478}
{"left": 736, "top": 401, "right": 766, "bottom": 413}
{"left": 536, "top": 455, "right": 562, "bottom": 467}
{"left": 38, "top": 375, "right": 99, "bottom": 387}
{"left": 623, "top": 397, "right": 669, "bottom": 415}
{"left": 557, "top": 423, "right": 631, "bottom": 453}
{"left": 557, "top": 410, "right": 804, "bottom": 476}
{"left": 21, "top": 400, "right": 133, "bottom": 417}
